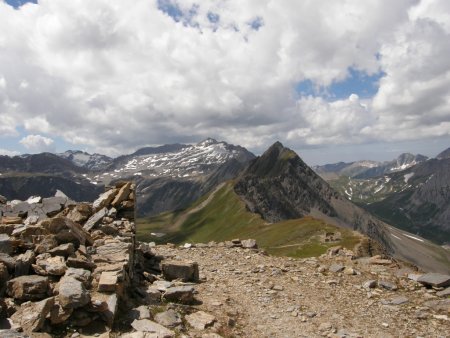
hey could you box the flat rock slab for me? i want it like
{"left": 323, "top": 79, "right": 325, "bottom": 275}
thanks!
{"left": 83, "top": 207, "right": 108, "bottom": 231}
{"left": 163, "top": 286, "right": 195, "bottom": 304}
{"left": 185, "top": 311, "right": 216, "bottom": 330}
{"left": 7, "top": 275, "right": 49, "bottom": 301}
{"left": 98, "top": 271, "right": 119, "bottom": 292}
{"left": 417, "top": 273, "right": 450, "bottom": 287}
{"left": 131, "top": 319, "right": 175, "bottom": 337}
{"left": 10, "top": 297, "right": 54, "bottom": 334}
{"left": 92, "top": 189, "right": 117, "bottom": 212}
{"left": 161, "top": 260, "right": 199, "bottom": 282}
{"left": 0, "top": 233, "right": 13, "bottom": 254}
{"left": 154, "top": 309, "right": 182, "bottom": 328}
{"left": 436, "top": 287, "right": 450, "bottom": 297}
{"left": 329, "top": 264, "right": 345, "bottom": 273}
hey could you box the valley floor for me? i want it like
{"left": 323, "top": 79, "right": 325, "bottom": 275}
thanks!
{"left": 154, "top": 243, "right": 450, "bottom": 338}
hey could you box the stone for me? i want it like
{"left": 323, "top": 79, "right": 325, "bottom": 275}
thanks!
{"left": 343, "top": 267, "right": 356, "bottom": 275}
{"left": 26, "top": 196, "right": 42, "bottom": 204}
{"left": 34, "top": 235, "right": 58, "bottom": 254}
{"left": 58, "top": 276, "right": 90, "bottom": 309}
{"left": 161, "top": 260, "right": 199, "bottom": 282}
{"left": 64, "top": 267, "right": 92, "bottom": 286}
{"left": 48, "top": 243, "right": 75, "bottom": 257}
{"left": 131, "top": 319, "right": 175, "bottom": 337}
{"left": 34, "top": 253, "right": 67, "bottom": 276}
{"left": 363, "top": 280, "right": 377, "bottom": 289}
{"left": 93, "top": 189, "right": 118, "bottom": 212}
{"left": 436, "top": 287, "right": 450, "bottom": 297}
{"left": 144, "top": 286, "right": 162, "bottom": 304}
{"left": 41, "top": 197, "right": 65, "bottom": 216}
{"left": 0, "top": 252, "right": 16, "bottom": 270}
{"left": 111, "top": 182, "right": 132, "bottom": 207}
{"left": 154, "top": 309, "right": 182, "bottom": 328}
{"left": 163, "top": 286, "right": 195, "bottom": 304}
{"left": 83, "top": 207, "right": 108, "bottom": 231}
{"left": 423, "top": 299, "right": 450, "bottom": 312}
{"left": 10, "top": 297, "right": 54, "bottom": 334}
{"left": 50, "top": 300, "right": 73, "bottom": 324}
{"left": 98, "top": 271, "right": 119, "bottom": 292}
{"left": 66, "top": 256, "right": 96, "bottom": 271}
{"left": 329, "top": 264, "right": 345, "bottom": 273}
{"left": 378, "top": 280, "right": 398, "bottom": 291}
{"left": 0, "top": 233, "right": 13, "bottom": 254}
{"left": 94, "top": 241, "right": 132, "bottom": 263}
{"left": 185, "top": 311, "right": 216, "bottom": 330}
{"left": 100, "top": 293, "right": 118, "bottom": 327}
{"left": 24, "top": 215, "right": 40, "bottom": 226}
{"left": 0, "top": 261, "right": 10, "bottom": 284}
{"left": 241, "top": 239, "right": 258, "bottom": 249}
{"left": 45, "top": 217, "right": 93, "bottom": 246}
{"left": 14, "top": 250, "right": 36, "bottom": 276}
{"left": 130, "top": 305, "right": 151, "bottom": 320}
{"left": 66, "top": 204, "right": 92, "bottom": 223}
{"left": 389, "top": 296, "right": 409, "bottom": 305}
{"left": 417, "top": 273, "right": 450, "bottom": 288}
{"left": 7, "top": 275, "right": 49, "bottom": 301}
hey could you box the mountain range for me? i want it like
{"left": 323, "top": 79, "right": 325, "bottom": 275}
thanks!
{"left": 0, "top": 140, "right": 449, "bottom": 272}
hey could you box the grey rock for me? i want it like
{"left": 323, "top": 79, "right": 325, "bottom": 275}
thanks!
{"left": 7, "top": 275, "right": 49, "bottom": 301}
{"left": 154, "top": 309, "right": 182, "bottom": 328}
{"left": 185, "top": 311, "right": 216, "bottom": 330}
{"left": 423, "top": 299, "right": 450, "bottom": 312}
{"left": 0, "top": 261, "right": 9, "bottom": 284}
{"left": 92, "top": 189, "right": 117, "bottom": 212}
{"left": 130, "top": 305, "right": 151, "bottom": 320}
{"left": 241, "top": 239, "right": 258, "bottom": 249}
{"left": 144, "top": 286, "right": 162, "bottom": 304}
{"left": 97, "top": 271, "right": 119, "bottom": 292}
{"left": 64, "top": 267, "right": 92, "bottom": 286}
{"left": 163, "top": 286, "right": 195, "bottom": 304}
{"left": 436, "top": 287, "right": 450, "bottom": 297}
{"left": 131, "top": 319, "right": 175, "bottom": 337}
{"left": 83, "top": 207, "right": 108, "bottom": 231}
{"left": 389, "top": 296, "right": 409, "bottom": 305}
{"left": 24, "top": 215, "right": 40, "bottom": 226}
{"left": 161, "top": 260, "right": 199, "bottom": 282}
{"left": 0, "top": 330, "right": 28, "bottom": 337}
{"left": 417, "top": 273, "right": 450, "bottom": 287}
{"left": 0, "top": 233, "right": 13, "bottom": 254}
{"left": 10, "top": 297, "right": 54, "bottom": 334}
{"left": 41, "top": 197, "right": 65, "bottom": 216}
{"left": 0, "top": 252, "right": 16, "bottom": 270}
{"left": 58, "top": 276, "right": 90, "bottom": 309}
{"left": 329, "top": 263, "right": 345, "bottom": 273}
{"left": 378, "top": 280, "right": 398, "bottom": 291}
{"left": 50, "top": 300, "right": 73, "bottom": 324}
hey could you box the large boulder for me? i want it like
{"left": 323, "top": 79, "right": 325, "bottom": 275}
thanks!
{"left": 10, "top": 297, "right": 54, "bottom": 334}
{"left": 58, "top": 276, "right": 90, "bottom": 309}
{"left": 7, "top": 275, "right": 49, "bottom": 301}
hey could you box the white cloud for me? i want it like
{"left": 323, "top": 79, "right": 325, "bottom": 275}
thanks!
{"left": 0, "top": 148, "right": 19, "bottom": 156}
{"left": 19, "top": 134, "right": 55, "bottom": 153}
{"left": 0, "top": 0, "right": 448, "bottom": 155}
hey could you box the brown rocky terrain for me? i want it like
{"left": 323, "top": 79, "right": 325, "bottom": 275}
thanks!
{"left": 1, "top": 185, "right": 449, "bottom": 337}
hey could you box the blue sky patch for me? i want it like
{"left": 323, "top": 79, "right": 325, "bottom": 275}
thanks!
{"left": 249, "top": 17, "right": 264, "bottom": 31}
{"left": 296, "top": 68, "right": 385, "bottom": 100}
{"left": 5, "top": 0, "right": 37, "bottom": 9}
{"left": 207, "top": 11, "right": 220, "bottom": 24}
{"left": 157, "top": 0, "right": 199, "bottom": 27}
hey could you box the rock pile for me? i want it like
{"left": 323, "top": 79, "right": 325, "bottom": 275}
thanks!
{"left": 0, "top": 182, "right": 136, "bottom": 336}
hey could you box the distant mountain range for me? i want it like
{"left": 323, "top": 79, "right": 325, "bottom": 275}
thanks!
{"left": 314, "top": 153, "right": 429, "bottom": 180}
{"left": 316, "top": 147, "right": 450, "bottom": 244}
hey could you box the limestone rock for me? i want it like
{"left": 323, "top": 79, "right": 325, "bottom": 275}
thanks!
{"left": 185, "top": 311, "right": 216, "bottom": 330}
{"left": 34, "top": 253, "right": 66, "bottom": 276}
{"left": 130, "top": 305, "right": 151, "bottom": 320}
{"left": 241, "top": 239, "right": 258, "bottom": 249}
{"left": 58, "top": 276, "right": 90, "bottom": 309}
{"left": 144, "top": 286, "right": 162, "bottom": 304}
{"left": 154, "top": 309, "right": 182, "bottom": 328}
{"left": 98, "top": 271, "right": 119, "bottom": 292}
{"left": 93, "top": 189, "right": 118, "bottom": 212}
{"left": 111, "top": 182, "right": 132, "bottom": 207}
{"left": 131, "top": 319, "right": 175, "bottom": 337}
{"left": 10, "top": 297, "right": 54, "bottom": 334}
{"left": 329, "top": 264, "right": 345, "bottom": 273}
{"left": 64, "top": 267, "right": 92, "bottom": 286}
{"left": 161, "top": 260, "right": 199, "bottom": 282}
{"left": 14, "top": 250, "right": 36, "bottom": 276}
{"left": 417, "top": 273, "right": 450, "bottom": 287}
{"left": 163, "top": 286, "right": 195, "bottom": 304}
{"left": 7, "top": 275, "right": 49, "bottom": 301}
{"left": 83, "top": 207, "right": 108, "bottom": 231}
{"left": 0, "top": 233, "right": 13, "bottom": 254}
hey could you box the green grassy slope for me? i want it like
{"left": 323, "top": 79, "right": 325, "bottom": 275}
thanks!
{"left": 137, "top": 182, "right": 363, "bottom": 258}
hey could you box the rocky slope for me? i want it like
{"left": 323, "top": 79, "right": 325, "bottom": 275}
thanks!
{"left": 233, "top": 142, "right": 450, "bottom": 273}
{"left": 58, "top": 151, "right": 113, "bottom": 171}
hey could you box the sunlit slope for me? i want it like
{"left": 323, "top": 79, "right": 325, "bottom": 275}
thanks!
{"left": 137, "top": 182, "right": 363, "bottom": 258}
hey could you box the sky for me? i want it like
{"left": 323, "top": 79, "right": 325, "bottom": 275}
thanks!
{"left": 0, "top": 0, "right": 449, "bottom": 165}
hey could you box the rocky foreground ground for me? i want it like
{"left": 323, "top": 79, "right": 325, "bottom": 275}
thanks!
{"left": 0, "top": 184, "right": 450, "bottom": 337}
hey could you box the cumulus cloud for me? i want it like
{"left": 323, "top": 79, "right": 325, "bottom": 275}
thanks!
{"left": 19, "top": 134, "right": 55, "bottom": 153}
{"left": 0, "top": 0, "right": 449, "bottom": 155}
{"left": 0, "top": 148, "right": 19, "bottom": 156}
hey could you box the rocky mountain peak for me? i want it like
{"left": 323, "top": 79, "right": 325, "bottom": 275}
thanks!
{"left": 436, "top": 147, "right": 450, "bottom": 160}
{"left": 196, "top": 137, "right": 219, "bottom": 146}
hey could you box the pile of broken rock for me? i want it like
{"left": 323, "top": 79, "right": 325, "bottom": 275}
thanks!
{"left": 0, "top": 183, "right": 225, "bottom": 338}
